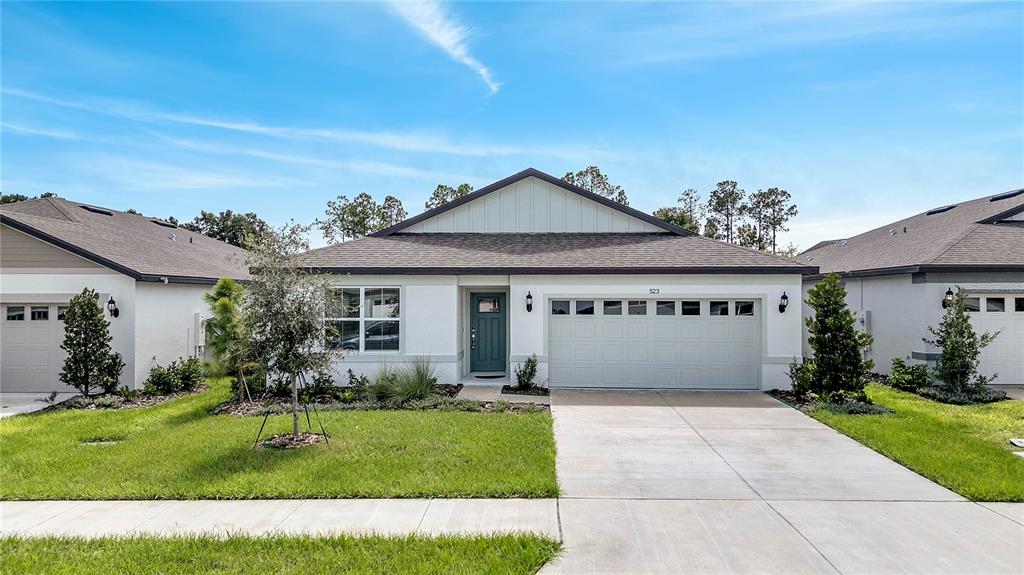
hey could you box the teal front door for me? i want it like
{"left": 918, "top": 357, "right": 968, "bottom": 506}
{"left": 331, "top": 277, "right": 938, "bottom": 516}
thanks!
{"left": 470, "top": 293, "right": 507, "bottom": 373}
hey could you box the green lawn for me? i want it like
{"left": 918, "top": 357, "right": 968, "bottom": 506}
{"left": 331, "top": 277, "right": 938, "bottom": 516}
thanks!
{"left": 811, "top": 384, "right": 1024, "bottom": 501}
{"left": 0, "top": 379, "right": 558, "bottom": 500}
{"left": 0, "top": 534, "right": 561, "bottom": 575}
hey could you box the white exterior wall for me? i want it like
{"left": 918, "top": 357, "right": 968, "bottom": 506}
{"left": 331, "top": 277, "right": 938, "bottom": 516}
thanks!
{"left": 327, "top": 273, "right": 804, "bottom": 390}
{"left": 0, "top": 268, "right": 137, "bottom": 390}
{"left": 404, "top": 176, "right": 663, "bottom": 234}
{"left": 133, "top": 282, "right": 213, "bottom": 387}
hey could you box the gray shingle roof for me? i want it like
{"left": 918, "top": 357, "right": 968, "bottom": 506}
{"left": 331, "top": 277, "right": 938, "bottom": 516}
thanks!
{"left": 293, "top": 233, "right": 816, "bottom": 274}
{"left": 799, "top": 190, "right": 1024, "bottom": 275}
{"left": 1, "top": 197, "right": 249, "bottom": 282}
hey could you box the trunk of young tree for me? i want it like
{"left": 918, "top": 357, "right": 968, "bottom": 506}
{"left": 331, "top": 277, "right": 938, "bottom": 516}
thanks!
{"left": 291, "top": 372, "right": 299, "bottom": 436}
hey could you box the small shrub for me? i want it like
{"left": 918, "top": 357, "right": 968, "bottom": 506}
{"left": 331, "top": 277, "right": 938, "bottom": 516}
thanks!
{"left": 917, "top": 386, "right": 1007, "bottom": 405}
{"left": 365, "top": 360, "right": 437, "bottom": 407}
{"left": 811, "top": 399, "right": 892, "bottom": 415}
{"left": 514, "top": 355, "right": 538, "bottom": 390}
{"left": 268, "top": 374, "right": 293, "bottom": 398}
{"left": 887, "top": 358, "right": 929, "bottom": 392}
{"left": 924, "top": 288, "right": 1000, "bottom": 397}
{"left": 117, "top": 386, "right": 140, "bottom": 401}
{"left": 345, "top": 369, "right": 369, "bottom": 400}
{"left": 143, "top": 361, "right": 180, "bottom": 395}
{"left": 91, "top": 395, "right": 124, "bottom": 409}
{"left": 492, "top": 399, "right": 511, "bottom": 413}
{"left": 303, "top": 370, "right": 340, "bottom": 401}
{"left": 172, "top": 357, "right": 204, "bottom": 391}
{"left": 787, "top": 359, "right": 817, "bottom": 399}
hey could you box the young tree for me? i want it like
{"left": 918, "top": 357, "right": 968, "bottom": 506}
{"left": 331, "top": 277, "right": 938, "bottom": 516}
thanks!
{"left": 800, "top": 273, "right": 873, "bottom": 402}
{"left": 378, "top": 195, "right": 408, "bottom": 229}
{"left": 425, "top": 183, "right": 474, "bottom": 210}
{"left": 760, "top": 187, "right": 798, "bottom": 254}
{"left": 203, "top": 278, "right": 252, "bottom": 399}
{"left": 182, "top": 210, "right": 270, "bottom": 248}
{"left": 923, "top": 288, "right": 1000, "bottom": 394}
{"left": 562, "top": 166, "right": 629, "bottom": 205}
{"left": 243, "top": 223, "right": 343, "bottom": 437}
{"left": 318, "top": 193, "right": 408, "bottom": 243}
{"left": 706, "top": 180, "right": 745, "bottom": 244}
{"left": 777, "top": 243, "right": 800, "bottom": 258}
{"left": 59, "top": 288, "right": 125, "bottom": 396}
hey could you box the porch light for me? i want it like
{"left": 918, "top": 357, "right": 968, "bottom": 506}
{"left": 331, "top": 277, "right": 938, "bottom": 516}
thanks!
{"left": 526, "top": 291, "right": 534, "bottom": 312}
{"left": 942, "top": 287, "right": 955, "bottom": 309}
{"left": 107, "top": 296, "right": 119, "bottom": 318}
{"left": 778, "top": 292, "right": 789, "bottom": 313}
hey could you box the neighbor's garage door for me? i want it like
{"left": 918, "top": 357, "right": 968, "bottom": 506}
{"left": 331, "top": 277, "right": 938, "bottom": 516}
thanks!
{"left": 1, "top": 303, "right": 68, "bottom": 392}
{"left": 968, "top": 294, "right": 1024, "bottom": 386}
{"left": 548, "top": 298, "right": 760, "bottom": 389}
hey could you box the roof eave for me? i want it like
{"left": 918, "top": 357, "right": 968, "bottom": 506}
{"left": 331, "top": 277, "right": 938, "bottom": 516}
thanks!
{"left": 301, "top": 265, "right": 817, "bottom": 276}
{"left": 802, "top": 263, "right": 1024, "bottom": 281}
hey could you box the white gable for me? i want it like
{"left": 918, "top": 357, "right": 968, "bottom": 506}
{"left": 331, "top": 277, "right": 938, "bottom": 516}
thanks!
{"left": 403, "top": 176, "right": 663, "bottom": 233}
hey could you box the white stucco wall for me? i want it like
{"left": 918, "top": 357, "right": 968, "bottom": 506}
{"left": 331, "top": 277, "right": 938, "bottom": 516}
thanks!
{"left": 133, "top": 282, "right": 213, "bottom": 387}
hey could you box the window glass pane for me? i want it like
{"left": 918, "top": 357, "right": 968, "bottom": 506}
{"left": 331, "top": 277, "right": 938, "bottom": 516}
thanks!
{"left": 681, "top": 301, "right": 700, "bottom": 316}
{"left": 330, "top": 288, "right": 360, "bottom": 318}
{"left": 656, "top": 301, "right": 675, "bottom": 316}
{"left": 6, "top": 306, "right": 24, "bottom": 321}
{"left": 709, "top": 301, "right": 729, "bottom": 316}
{"left": 30, "top": 306, "right": 49, "bottom": 321}
{"left": 1017, "top": 298, "right": 1024, "bottom": 312}
{"left": 575, "top": 300, "right": 595, "bottom": 315}
{"left": 628, "top": 300, "right": 648, "bottom": 315}
{"left": 325, "top": 320, "right": 360, "bottom": 351}
{"left": 603, "top": 300, "right": 622, "bottom": 315}
{"left": 964, "top": 297, "right": 981, "bottom": 312}
{"left": 57, "top": 306, "right": 68, "bottom": 321}
{"left": 986, "top": 298, "right": 1005, "bottom": 312}
{"left": 551, "top": 300, "right": 570, "bottom": 315}
{"left": 365, "top": 288, "right": 400, "bottom": 318}
{"left": 364, "top": 320, "right": 399, "bottom": 351}
{"left": 478, "top": 298, "right": 500, "bottom": 313}
{"left": 735, "top": 301, "right": 755, "bottom": 316}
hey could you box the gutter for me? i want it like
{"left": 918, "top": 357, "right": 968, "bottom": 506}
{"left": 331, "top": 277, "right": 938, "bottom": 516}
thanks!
{"left": 802, "top": 264, "right": 1024, "bottom": 282}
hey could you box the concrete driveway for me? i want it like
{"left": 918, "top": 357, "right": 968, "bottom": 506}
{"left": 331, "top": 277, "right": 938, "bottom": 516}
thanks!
{"left": 543, "top": 390, "right": 1024, "bottom": 575}
{"left": 0, "top": 392, "right": 75, "bottom": 418}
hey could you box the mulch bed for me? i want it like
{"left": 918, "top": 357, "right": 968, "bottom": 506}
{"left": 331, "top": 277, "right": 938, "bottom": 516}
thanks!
{"left": 435, "top": 383, "right": 464, "bottom": 398}
{"left": 500, "top": 385, "right": 550, "bottom": 397}
{"left": 37, "top": 386, "right": 208, "bottom": 413}
{"left": 767, "top": 389, "right": 805, "bottom": 408}
{"left": 259, "top": 432, "right": 325, "bottom": 449}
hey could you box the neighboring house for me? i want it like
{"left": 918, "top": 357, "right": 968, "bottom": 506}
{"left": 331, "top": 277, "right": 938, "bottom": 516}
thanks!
{"left": 1, "top": 197, "right": 249, "bottom": 392}
{"left": 294, "top": 168, "right": 816, "bottom": 390}
{"left": 799, "top": 189, "right": 1024, "bottom": 386}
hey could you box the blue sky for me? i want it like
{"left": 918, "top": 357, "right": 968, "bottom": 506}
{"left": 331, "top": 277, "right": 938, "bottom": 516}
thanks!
{"left": 2, "top": 1, "right": 1021, "bottom": 248}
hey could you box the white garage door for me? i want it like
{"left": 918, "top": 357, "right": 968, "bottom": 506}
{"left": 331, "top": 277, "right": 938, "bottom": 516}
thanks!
{"left": 1, "top": 303, "right": 69, "bottom": 392}
{"left": 968, "top": 294, "right": 1024, "bottom": 386}
{"left": 548, "top": 298, "right": 761, "bottom": 389}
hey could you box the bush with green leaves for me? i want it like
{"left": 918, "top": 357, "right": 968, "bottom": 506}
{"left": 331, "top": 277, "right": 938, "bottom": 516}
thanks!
{"left": 302, "top": 370, "right": 341, "bottom": 401}
{"left": 887, "top": 357, "right": 930, "bottom": 392}
{"left": 793, "top": 273, "right": 873, "bottom": 402}
{"left": 143, "top": 357, "right": 205, "bottom": 395}
{"left": 514, "top": 354, "right": 539, "bottom": 390}
{"left": 923, "top": 288, "right": 1000, "bottom": 401}
{"left": 174, "top": 357, "right": 205, "bottom": 391}
{"left": 59, "top": 288, "right": 125, "bottom": 396}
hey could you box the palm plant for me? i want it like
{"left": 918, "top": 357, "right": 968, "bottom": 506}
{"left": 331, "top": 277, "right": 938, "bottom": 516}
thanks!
{"left": 203, "top": 278, "right": 255, "bottom": 400}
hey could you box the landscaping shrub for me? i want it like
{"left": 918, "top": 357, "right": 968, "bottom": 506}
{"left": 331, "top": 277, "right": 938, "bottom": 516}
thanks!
{"left": 302, "top": 370, "right": 341, "bottom": 401}
{"left": 365, "top": 360, "right": 438, "bottom": 407}
{"left": 173, "top": 357, "right": 205, "bottom": 391}
{"left": 787, "top": 359, "right": 817, "bottom": 399}
{"left": 267, "top": 374, "right": 293, "bottom": 398}
{"left": 143, "top": 361, "right": 180, "bottom": 395}
{"left": 793, "top": 273, "right": 873, "bottom": 403}
{"left": 810, "top": 399, "right": 892, "bottom": 415}
{"left": 514, "top": 355, "right": 539, "bottom": 390}
{"left": 59, "top": 287, "right": 125, "bottom": 396}
{"left": 922, "top": 287, "right": 1001, "bottom": 403}
{"left": 887, "top": 357, "right": 929, "bottom": 392}
{"left": 916, "top": 386, "right": 1007, "bottom": 405}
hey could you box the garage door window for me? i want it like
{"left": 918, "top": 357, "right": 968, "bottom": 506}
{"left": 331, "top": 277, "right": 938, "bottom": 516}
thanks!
{"left": 576, "top": 300, "right": 595, "bottom": 315}
{"left": 30, "top": 306, "right": 49, "bottom": 321}
{"left": 603, "top": 300, "right": 622, "bottom": 315}
{"left": 656, "top": 301, "right": 676, "bottom": 316}
{"left": 986, "top": 298, "right": 1005, "bottom": 312}
{"left": 551, "top": 300, "right": 570, "bottom": 315}
{"left": 6, "top": 306, "right": 25, "bottom": 321}
{"left": 735, "top": 301, "right": 755, "bottom": 316}
{"left": 1017, "top": 298, "right": 1024, "bottom": 312}
{"left": 964, "top": 297, "right": 981, "bottom": 312}
{"left": 681, "top": 301, "right": 700, "bottom": 316}
{"left": 57, "top": 306, "right": 68, "bottom": 321}
{"left": 628, "top": 300, "right": 648, "bottom": 315}
{"left": 709, "top": 301, "right": 729, "bottom": 316}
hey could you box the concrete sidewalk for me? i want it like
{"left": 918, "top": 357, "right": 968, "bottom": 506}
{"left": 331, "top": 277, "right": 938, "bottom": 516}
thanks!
{"left": 0, "top": 498, "right": 560, "bottom": 539}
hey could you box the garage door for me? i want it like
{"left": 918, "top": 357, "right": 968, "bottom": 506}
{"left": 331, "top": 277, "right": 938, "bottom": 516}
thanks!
{"left": 967, "top": 294, "right": 1024, "bottom": 386}
{"left": 1, "top": 303, "right": 69, "bottom": 392}
{"left": 548, "top": 298, "right": 761, "bottom": 389}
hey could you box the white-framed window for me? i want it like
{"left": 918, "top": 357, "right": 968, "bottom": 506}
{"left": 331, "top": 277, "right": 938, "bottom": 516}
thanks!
{"left": 325, "top": 287, "right": 400, "bottom": 352}
{"left": 30, "top": 306, "right": 49, "bottom": 321}
{"left": 5, "top": 305, "right": 25, "bottom": 321}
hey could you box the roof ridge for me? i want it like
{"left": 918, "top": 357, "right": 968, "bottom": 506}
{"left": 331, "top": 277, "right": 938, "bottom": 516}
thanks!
{"left": 689, "top": 234, "right": 810, "bottom": 267}
{"left": 46, "top": 196, "right": 78, "bottom": 222}
{"left": 926, "top": 222, "right": 981, "bottom": 265}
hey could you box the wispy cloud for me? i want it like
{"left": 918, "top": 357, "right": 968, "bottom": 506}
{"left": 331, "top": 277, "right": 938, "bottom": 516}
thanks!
{"left": 388, "top": 1, "right": 499, "bottom": 94}
{"left": 73, "top": 155, "right": 311, "bottom": 191}
{"left": 1, "top": 121, "right": 80, "bottom": 140}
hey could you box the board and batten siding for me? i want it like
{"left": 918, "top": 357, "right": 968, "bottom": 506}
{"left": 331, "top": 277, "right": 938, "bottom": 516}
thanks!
{"left": 0, "top": 225, "right": 103, "bottom": 269}
{"left": 403, "top": 176, "right": 663, "bottom": 234}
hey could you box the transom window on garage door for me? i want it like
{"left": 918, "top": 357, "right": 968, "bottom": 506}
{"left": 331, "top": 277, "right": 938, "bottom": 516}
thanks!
{"left": 325, "top": 287, "right": 400, "bottom": 352}
{"left": 550, "top": 299, "right": 756, "bottom": 316}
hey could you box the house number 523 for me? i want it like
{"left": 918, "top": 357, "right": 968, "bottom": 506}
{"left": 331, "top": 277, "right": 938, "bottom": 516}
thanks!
{"left": 649, "top": 288, "right": 660, "bottom": 294}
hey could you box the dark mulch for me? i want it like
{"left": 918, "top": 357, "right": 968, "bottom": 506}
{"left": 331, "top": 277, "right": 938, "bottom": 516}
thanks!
{"left": 37, "top": 386, "right": 208, "bottom": 413}
{"left": 768, "top": 389, "right": 892, "bottom": 415}
{"left": 435, "top": 383, "right": 464, "bottom": 398}
{"left": 500, "top": 385, "right": 550, "bottom": 397}
{"left": 259, "top": 432, "right": 325, "bottom": 449}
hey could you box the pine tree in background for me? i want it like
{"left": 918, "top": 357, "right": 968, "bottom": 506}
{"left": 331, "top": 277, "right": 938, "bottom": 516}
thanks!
{"left": 801, "top": 273, "right": 873, "bottom": 401}
{"left": 59, "top": 288, "right": 124, "bottom": 396}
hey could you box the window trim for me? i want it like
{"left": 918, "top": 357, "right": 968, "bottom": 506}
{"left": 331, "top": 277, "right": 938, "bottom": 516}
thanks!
{"left": 30, "top": 305, "right": 49, "bottom": 321}
{"left": 986, "top": 297, "right": 1005, "bottom": 313}
{"left": 325, "top": 286, "right": 401, "bottom": 353}
{"left": 656, "top": 300, "right": 676, "bottom": 316}
{"left": 6, "top": 305, "right": 25, "bottom": 321}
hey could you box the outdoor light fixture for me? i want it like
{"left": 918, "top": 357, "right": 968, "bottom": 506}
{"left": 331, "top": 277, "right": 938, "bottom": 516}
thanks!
{"left": 778, "top": 292, "right": 790, "bottom": 313}
{"left": 107, "top": 296, "right": 119, "bottom": 318}
{"left": 942, "top": 287, "right": 955, "bottom": 309}
{"left": 526, "top": 291, "right": 534, "bottom": 312}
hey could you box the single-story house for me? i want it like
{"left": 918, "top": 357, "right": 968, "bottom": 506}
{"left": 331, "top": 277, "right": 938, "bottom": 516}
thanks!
{"left": 294, "top": 168, "right": 817, "bottom": 390}
{"left": 799, "top": 189, "right": 1024, "bottom": 386}
{"left": 1, "top": 197, "right": 249, "bottom": 392}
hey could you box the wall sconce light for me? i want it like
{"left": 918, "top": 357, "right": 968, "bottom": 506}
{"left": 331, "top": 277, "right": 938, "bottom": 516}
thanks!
{"left": 942, "top": 287, "right": 954, "bottom": 309}
{"left": 107, "top": 296, "right": 120, "bottom": 318}
{"left": 778, "top": 292, "right": 789, "bottom": 313}
{"left": 526, "top": 291, "right": 534, "bottom": 312}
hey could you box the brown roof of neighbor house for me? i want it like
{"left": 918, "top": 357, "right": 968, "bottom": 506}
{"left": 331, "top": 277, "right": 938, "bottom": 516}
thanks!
{"left": 798, "top": 189, "right": 1024, "bottom": 276}
{"left": 293, "top": 232, "right": 817, "bottom": 275}
{"left": 1, "top": 197, "right": 249, "bottom": 283}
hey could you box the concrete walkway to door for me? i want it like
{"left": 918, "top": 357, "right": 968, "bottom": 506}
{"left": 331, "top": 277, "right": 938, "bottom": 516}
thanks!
{"left": 542, "top": 389, "right": 1024, "bottom": 575}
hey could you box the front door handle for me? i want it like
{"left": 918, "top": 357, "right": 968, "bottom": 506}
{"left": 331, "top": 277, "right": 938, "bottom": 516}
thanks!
{"left": 471, "top": 327, "right": 477, "bottom": 350}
